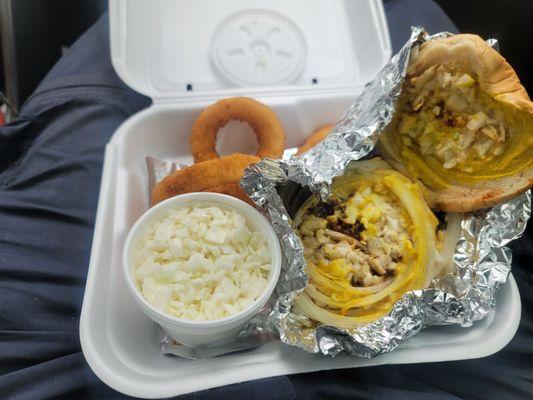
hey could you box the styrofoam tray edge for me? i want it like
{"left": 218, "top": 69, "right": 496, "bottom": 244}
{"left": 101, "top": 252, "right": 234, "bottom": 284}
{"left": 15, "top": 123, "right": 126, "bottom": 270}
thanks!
{"left": 83, "top": 274, "right": 520, "bottom": 399}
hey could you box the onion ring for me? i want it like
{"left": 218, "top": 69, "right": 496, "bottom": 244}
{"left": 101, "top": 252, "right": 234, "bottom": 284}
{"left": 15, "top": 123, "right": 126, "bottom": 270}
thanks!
{"left": 190, "top": 97, "right": 286, "bottom": 163}
{"left": 201, "top": 183, "right": 254, "bottom": 205}
{"left": 295, "top": 124, "right": 334, "bottom": 155}
{"left": 151, "top": 153, "right": 259, "bottom": 205}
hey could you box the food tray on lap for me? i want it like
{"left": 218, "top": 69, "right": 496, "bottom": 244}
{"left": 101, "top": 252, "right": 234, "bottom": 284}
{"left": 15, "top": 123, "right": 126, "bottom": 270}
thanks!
{"left": 80, "top": 1, "right": 521, "bottom": 398}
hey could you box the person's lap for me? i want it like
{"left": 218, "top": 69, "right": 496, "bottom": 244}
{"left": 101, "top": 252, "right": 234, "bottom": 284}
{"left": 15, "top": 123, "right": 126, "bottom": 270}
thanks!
{"left": 0, "top": 1, "right": 531, "bottom": 399}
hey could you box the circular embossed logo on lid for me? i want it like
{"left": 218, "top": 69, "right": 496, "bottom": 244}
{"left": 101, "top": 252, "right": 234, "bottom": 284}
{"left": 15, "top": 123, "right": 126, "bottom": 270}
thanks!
{"left": 211, "top": 9, "right": 307, "bottom": 87}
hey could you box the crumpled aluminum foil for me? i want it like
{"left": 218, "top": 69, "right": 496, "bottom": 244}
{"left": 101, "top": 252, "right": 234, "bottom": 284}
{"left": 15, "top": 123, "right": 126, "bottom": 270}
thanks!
{"left": 240, "top": 27, "right": 532, "bottom": 357}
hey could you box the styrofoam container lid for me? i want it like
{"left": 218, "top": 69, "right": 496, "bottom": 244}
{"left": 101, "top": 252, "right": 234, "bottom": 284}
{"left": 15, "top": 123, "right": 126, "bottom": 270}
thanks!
{"left": 109, "top": 0, "right": 391, "bottom": 101}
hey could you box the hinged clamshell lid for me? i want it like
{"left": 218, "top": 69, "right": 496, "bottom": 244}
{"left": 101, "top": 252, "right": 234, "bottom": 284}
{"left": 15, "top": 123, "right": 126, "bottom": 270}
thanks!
{"left": 109, "top": 0, "right": 391, "bottom": 101}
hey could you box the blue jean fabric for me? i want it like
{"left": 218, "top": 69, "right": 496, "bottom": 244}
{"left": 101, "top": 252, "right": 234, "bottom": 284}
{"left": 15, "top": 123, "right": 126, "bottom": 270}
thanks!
{"left": 1, "top": 1, "right": 532, "bottom": 399}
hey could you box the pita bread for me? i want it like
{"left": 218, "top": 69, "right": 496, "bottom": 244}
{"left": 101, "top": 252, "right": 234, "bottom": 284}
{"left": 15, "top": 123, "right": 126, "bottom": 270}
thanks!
{"left": 377, "top": 34, "right": 533, "bottom": 212}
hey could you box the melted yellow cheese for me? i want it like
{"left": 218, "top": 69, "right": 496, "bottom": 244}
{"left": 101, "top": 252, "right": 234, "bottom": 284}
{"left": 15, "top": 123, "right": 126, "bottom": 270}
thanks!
{"left": 297, "top": 168, "right": 438, "bottom": 326}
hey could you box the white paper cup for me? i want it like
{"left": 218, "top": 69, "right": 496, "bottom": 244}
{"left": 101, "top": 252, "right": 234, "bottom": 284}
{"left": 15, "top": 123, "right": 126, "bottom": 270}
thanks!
{"left": 122, "top": 192, "right": 282, "bottom": 347}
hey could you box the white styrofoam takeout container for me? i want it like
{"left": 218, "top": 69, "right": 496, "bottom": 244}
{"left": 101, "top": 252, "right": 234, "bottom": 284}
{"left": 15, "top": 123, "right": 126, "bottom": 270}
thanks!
{"left": 80, "top": 0, "right": 521, "bottom": 398}
{"left": 122, "top": 193, "right": 282, "bottom": 347}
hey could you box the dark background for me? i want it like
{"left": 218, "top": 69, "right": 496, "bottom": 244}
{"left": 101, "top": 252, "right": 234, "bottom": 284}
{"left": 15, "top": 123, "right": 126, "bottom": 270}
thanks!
{"left": 435, "top": 0, "right": 533, "bottom": 95}
{"left": 0, "top": 0, "right": 107, "bottom": 109}
{"left": 1, "top": 0, "right": 532, "bottom": 109}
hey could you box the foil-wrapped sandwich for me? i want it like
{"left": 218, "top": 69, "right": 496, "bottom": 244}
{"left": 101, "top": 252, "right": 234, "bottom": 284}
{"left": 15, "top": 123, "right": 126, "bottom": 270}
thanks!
{"left": 285, "top": 33, "right": 532, "bottom": 334}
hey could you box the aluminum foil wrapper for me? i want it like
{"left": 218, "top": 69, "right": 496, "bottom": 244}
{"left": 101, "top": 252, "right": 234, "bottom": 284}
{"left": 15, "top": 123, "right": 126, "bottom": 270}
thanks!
{"left": 240, "top": 27, "right": 532, "bottom": 357}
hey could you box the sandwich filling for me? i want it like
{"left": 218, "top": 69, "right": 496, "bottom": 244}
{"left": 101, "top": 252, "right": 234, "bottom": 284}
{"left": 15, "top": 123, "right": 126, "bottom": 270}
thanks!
{"left": 383, "top": 63, "right": 532, "bottom": 189}
{"left": 293, "top": 161, "right": 447, "bottom": 328}
{"left": 298, "top": 180, "right": 413, "bottom": 289}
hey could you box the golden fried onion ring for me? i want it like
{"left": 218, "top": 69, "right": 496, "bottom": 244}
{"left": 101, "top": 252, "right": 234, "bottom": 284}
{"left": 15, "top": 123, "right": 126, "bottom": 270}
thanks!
{"left": 295, "top": 125, "right": 334, "bottom": 155}
{"left": 190, "top": 97, "right": 286, "bottom": 163}
{"left": 201, "top": 183, "right": 254, "bottom": 206}
{"left": 151, "top": 153, "right": 259, "bottom": 205}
